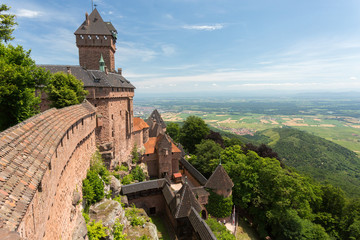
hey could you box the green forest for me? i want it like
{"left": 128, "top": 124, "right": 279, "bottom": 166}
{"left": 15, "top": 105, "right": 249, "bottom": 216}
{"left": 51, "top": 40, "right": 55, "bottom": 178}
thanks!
{"left": 248, "top": 128, "right": 360, "bottom": 198}
{"left": 167, "top": 116, "right": 360, "bottom": 240}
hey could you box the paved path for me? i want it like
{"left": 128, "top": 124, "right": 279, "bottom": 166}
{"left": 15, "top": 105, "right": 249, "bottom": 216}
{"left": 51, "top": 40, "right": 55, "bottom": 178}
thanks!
{"left": 225, "top": 222, "right": 236, "bottom": 233}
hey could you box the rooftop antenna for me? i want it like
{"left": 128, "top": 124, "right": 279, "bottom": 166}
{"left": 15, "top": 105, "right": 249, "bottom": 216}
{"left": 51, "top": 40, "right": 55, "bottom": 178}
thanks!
{"left": 219, "top": 154, "right": 222, "bottom": 165}
{"left": 91, "top": 0, "right": 93, "bottom": 11}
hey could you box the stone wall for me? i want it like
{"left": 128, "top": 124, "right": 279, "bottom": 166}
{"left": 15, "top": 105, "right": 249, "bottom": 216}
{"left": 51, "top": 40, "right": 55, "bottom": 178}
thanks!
{"left": 0, "top": 101, "right": 96, "bottom": 239}
{"left": 86, "top": 87, "right": 134, "bottom": 165}
{"left": 78, "top": 46, "right": 115, "bottom": 72}
{"left": 180, "top": 168, "right": 203, "bottom": 187}
{"left": 128, "top": 194, "right": 166, "bottom": 216}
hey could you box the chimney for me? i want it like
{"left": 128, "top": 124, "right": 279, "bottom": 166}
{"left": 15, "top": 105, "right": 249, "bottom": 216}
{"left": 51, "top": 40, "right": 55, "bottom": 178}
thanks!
{"left": 105, "top": 66, "right": 108, "bottom": 75}
{"left": 66, "top": 66, "right": 71, "bottom": 74}
{"left": 118, "top": 68, "right": 122, "bottom": 75}
{"left": 176, "top": 193, "right": 180, "bottom": 206}
{"left": 85, "top": 13, "right": 89, "bottom": 25}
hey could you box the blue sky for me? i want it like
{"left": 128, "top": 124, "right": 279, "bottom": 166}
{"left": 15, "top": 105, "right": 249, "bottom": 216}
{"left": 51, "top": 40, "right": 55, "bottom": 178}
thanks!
{"left": 5, "top": 0, "right": 360, "bottom": 95}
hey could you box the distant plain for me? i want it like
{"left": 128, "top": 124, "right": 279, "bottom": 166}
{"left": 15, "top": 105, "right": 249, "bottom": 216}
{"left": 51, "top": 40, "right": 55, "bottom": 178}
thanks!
{"left": 134, "top": 93, "right": 360, "bottom": 156}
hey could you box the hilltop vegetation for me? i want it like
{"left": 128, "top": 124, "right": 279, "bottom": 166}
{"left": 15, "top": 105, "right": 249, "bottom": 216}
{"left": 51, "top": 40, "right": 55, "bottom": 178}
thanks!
{"left": 248, "top": 128, "right": 360, "bottom": 198}
{"left": 171, "top": 116, "right": 360, "bottom": 239}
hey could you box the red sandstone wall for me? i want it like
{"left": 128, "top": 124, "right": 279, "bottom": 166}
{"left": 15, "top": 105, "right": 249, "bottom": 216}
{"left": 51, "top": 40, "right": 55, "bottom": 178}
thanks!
{"left": 181, "top": 168, "right": 202, "bottom": 187}
{"left": 128, "top": 194, "right": 165, "bottom": 215}
{"left": 78, "top": 46, "right": 115, "bottom": 71}
{"left": 143, "top": 129, "right": 149, "bottom": 144}
{"left": 86, "top": 87, "right": 134, "bottom": 164}
{"left": 143, "top": 154, "right": 158, "bottom": 177}
{"left": 171, "top": 153, "right": 181, "bottom": 174}
{"left": 17, "top": 112, "right": 96, "bottom": 239}
{"left": 133, "top": 130, "right": 143, "bottom": 149}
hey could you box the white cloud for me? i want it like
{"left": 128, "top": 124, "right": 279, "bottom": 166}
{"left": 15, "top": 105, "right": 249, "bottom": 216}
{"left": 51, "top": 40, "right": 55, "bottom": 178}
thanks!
{"left": 164, "top": 14, "right": 173, "bottom": 20}
{"left": 349, "top": 76, "right": 357, "bottom": 80}
{"left": 183, "top": 24, "right": 223, "bottom": 31}
{"left": 161, "top": 45, "right": 176, "bottom": 56}
{"left": 16, "top": 9, "right": 42, "bottom": 18}
{"left": 116, "top": 42, "right": 157, "bottom": 62}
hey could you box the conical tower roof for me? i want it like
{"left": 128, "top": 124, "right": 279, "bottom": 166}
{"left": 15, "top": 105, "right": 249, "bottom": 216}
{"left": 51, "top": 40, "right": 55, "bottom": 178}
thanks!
{"left": 74, "top": 8, "right": 115, "bottom": 36}
{"left": 204, "top": 164, "right": 234, "bottom": 191}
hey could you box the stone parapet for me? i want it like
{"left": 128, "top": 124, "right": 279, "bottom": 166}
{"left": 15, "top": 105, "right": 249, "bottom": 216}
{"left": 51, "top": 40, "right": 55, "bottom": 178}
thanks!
{"left": 0, "top": 101, "right": 96, "bottom": 239}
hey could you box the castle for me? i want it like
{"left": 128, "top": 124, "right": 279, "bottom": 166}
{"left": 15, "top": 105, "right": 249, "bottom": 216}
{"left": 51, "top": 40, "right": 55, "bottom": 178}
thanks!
{"left": 0, "top": 8, "right": 233, "bottom": 239}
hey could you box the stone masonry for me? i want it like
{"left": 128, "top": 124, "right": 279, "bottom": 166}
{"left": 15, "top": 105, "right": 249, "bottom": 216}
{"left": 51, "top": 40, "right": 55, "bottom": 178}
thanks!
{"left": 0, "top": 101, "right": 96, "bottom": 239}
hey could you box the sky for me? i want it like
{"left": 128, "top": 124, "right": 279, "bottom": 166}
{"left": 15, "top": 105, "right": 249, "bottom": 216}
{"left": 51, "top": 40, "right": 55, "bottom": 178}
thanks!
{"left": 5, "top": 0, "right": 360, "bottom": 95}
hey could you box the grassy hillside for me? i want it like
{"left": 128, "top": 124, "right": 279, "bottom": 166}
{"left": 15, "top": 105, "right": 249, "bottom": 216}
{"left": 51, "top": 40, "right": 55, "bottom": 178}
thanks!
{"left": 249, "top": 127, "right": 360, "bottom": 198}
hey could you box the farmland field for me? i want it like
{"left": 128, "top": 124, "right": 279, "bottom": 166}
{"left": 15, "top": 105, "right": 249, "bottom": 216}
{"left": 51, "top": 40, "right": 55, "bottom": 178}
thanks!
{"left": 134, "top": 94, "right": 360, "bottom": 155}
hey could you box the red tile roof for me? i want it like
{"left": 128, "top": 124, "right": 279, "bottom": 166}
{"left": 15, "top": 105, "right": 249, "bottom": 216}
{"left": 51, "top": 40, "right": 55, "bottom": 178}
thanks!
{"left": 144, "top": 137, "right": 157, "bottom": 155}
{"left": 144, "top": 135, "right": 181, "bottom": 155}
{"left": 173, "top": 173, "right": 182, "bottom": 178}
{"left": 172, "top": 142, "right": 181, "bottom": 153}
{"left": 133, "top": 117, "right": 149, "bottom": 132}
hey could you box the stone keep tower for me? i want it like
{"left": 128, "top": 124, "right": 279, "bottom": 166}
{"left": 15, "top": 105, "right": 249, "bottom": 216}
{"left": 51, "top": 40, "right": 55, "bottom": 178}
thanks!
{"left": 74, "top": 8, "right": 117, "bottom": 71}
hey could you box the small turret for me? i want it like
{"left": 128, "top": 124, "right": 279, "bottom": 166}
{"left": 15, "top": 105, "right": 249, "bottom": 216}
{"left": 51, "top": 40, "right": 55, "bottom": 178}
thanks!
{"left": 204, "top": 164, "right": 234, "bottom": 198}
{"left": 99, "top": 54, "right": 105, "bottom": 72}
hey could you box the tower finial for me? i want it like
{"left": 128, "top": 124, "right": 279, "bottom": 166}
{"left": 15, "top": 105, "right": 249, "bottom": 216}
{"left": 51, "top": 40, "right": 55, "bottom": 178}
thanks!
{"left": 219, "top": 154, "right": 222, "bottom": 165}
{"left": 91, "top": 0, "right": 93, "bottom": 11}
{"left": 99, "top": 54, "right": 105, "bottom": 72}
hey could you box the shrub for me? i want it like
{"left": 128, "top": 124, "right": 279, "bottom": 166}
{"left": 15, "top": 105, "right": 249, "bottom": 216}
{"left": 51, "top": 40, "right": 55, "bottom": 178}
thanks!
{"left": 113, "top": 219, "right": 127, "bottom": 240}
{"left": 132, "top": 166, "right": 146, "bottom": 182}
{"left": 121, "top": 174, "right": 133, "bottom": 185}
{"left": 90, "top": 151, "right": 110, "bottom": 184}
{"left": 120, "top": 164, "right": 129, "bottom": 172}
{"left": 137, "top": 236, "right": 151, "bottom": 240}
{"left": 126, "top": 204, "right": 146, "bottom": 226}
{"left": 82, "top": 151, "right": 110, "bottom": 209}
{"left": 205, "top": 217, "right": 235, "bottom": 240}
{"left": 87, "top": 220, "right": 108, "bottom": 240}
{"left": 132, "top": 144, "right": 139, "bottom": 164}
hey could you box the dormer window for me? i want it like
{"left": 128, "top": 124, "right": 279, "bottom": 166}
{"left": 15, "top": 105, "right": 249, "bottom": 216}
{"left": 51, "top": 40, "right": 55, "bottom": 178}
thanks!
{"left": 80, "top": 35, "right": 84, "bottom": 39}
{"left": 88, "top": 35, "right": 91, "bottom": 39}
{"left": 96, "top": 35, "right": 99, "bottom": 40}
{"left": 104, "top": 36, "right": 107, "bottom": 40}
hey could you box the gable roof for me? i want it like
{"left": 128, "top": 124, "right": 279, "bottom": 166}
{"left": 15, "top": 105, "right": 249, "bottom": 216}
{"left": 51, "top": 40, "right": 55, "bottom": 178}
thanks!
{"left": 174, "top": 181, "right": 202, "bottom": 219}
{"left": 144, "top": 134, "right": 180, "bottom": 155}
{"left": 179, "top": 158, "right": 207, "bottom": 186}
{"left": 133, "top": 118, "right": 149, "bottom": 132}
{"left": 188, "top": 207, "right": 217, "bottom": 240}
{"left": 39, "top": 65, "right": 135, "bottom": 89}
{"left": 74, "top": 8, "right": 115, "bottom": 36}
{"left": 120, "top": 179, "right": 166, "bottom": 195}
{"left": 146, "top": 109, "right": 166, "bottom": 129}
{"left": 205, "top": 164, "right": 234, "bottom": 191}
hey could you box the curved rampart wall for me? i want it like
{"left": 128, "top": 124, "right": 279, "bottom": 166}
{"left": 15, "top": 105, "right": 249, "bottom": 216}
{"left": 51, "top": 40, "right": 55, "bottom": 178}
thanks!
{"left": 0, "top": 101, "right": 96, "bottom": 239}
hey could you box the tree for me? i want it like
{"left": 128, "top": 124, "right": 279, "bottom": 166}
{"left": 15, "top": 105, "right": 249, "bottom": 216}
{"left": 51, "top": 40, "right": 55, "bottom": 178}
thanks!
{"left": 191, "top": 139, "right": 223, "bottom": 178}
{"left": 179, "top": 116, "right": 210, "bottom": 153}
{"left": 206, "top": 190, "right": 233, "bottom": 218}
{"left": 46, "top": 72, "right": 88, "bottom": 108}
{"left": 166, "top": 122, "right": 180, "bottom": 142}
{"left": 0, "top": 4, "right": 17, "bottom": 43}
{"left": 0, "top": 44, "right": 50, "bottom": 130}
{"left": 205, "top": 130, "right": 225, "bottom": 148}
